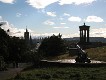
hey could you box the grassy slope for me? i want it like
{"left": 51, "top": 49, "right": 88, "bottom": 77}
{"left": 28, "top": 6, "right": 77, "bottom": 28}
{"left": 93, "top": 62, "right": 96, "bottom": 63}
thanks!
{"left": 86, "top": 46, "right": 106, "bottom": 61}
{"left": 46, "top": 46, "right": 106, "bottom": 62}
{"left": 45, "top": 53, "right": 76, "bottom": 60}
{"left": 10, "top": 67, "right": 106, "bottom": 80}
{"left": 45, "top": 46, "right": 106, "bottom": 62}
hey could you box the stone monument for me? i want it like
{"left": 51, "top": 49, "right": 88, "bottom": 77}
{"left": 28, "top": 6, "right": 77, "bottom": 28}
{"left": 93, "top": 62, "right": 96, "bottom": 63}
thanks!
{"left": 79, "top": 23, "right": 90, "bottom": 44}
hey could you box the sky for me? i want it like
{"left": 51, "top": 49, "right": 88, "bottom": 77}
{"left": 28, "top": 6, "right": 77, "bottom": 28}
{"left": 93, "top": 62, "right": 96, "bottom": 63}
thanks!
{"left": 0, "top": 0, "right": 106, "bottom": 38}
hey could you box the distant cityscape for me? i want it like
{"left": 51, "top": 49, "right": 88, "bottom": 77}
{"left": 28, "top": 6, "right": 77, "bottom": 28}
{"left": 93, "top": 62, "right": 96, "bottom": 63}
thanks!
{"left": 64, "top": 37, "right": 106, "bottom": 43}
{"left": 24, "top": 27, "right": 106, "bottom": 44}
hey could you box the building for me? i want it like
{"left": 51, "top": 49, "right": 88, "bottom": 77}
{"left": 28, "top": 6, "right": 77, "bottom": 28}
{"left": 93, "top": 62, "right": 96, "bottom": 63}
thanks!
{"left": 24, "top": 27, "right": 33, "bottom": 46}
{"left": 24, "top": 28, "right": 29, "bottom": 44}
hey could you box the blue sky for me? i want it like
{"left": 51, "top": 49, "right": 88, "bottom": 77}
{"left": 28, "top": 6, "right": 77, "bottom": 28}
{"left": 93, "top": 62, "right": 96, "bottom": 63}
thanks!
{"left": 0, "top": 0, "right": 106, "bottom": 38}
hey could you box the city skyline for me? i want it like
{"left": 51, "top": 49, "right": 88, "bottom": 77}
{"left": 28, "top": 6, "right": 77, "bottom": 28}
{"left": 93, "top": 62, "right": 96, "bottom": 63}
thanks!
{"left": 0, "top": 0, "right": 106, "bottom": 38}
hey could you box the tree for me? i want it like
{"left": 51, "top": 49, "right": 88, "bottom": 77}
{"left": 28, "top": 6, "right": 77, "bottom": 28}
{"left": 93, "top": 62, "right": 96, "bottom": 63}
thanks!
{"left": 0, "top": 27, "right": 39, "bottom": 67}
{"left": 8, "top": 37, "right": 28, "bottom": 61}
{"left": 0, "top": 27, "right": 10, "bottom": 61}
{"left": 38, "top": 34, "right": 66, "bottom": 57}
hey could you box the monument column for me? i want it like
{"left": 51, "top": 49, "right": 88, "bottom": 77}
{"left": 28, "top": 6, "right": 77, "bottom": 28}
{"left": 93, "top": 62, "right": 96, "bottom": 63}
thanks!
{"left": 80, "top": 30, "right": 81, "bottom": 42}
{"left": 81, "top": 30, "right": 83, "bottom": 42}
{"left": 87, "top": 30, "right": 89, "bottom": 43}
{"left": 84, "top": 30, "right": 86, "bottom": 42}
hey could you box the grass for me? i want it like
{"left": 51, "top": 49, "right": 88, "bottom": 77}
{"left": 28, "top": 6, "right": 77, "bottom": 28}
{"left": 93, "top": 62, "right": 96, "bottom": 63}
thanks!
{"left": 86, "top": 46, "right": 106, "bottom": 61}
{"left": 45, "top": 53, "right": 76, "bottom": 60}
{"left": 45, "top": 46, "right": 106, "bottom": 62}
{"left": 9, "top": 67, "right": 106, "bottom": 80}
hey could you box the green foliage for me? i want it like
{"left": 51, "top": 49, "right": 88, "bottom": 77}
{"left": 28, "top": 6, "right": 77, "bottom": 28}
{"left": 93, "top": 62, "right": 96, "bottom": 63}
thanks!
{"left": 8, "top": 37, "right": 28, "bottom": 62}
{"left": 23, "top": 51, "right": 42, "bottom": 64}
{"left": 0, "top": 27, "right": 41, "bottom": 64}
{"left": 0, "top": 28, "right": 10, "bottom": 61}
{"left": 0, "top": 56, "right": 7, "bottom": 71}
{"left": 38, "top": 34, "right": 66, "bottom": 57}
{"left": 10, "top": 67, "right": 106, "bottom": 80}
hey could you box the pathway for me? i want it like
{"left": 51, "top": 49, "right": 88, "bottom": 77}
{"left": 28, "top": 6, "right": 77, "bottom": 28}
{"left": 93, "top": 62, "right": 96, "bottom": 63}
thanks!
{"left": 0, "top": 68, "right": 22, "bottom": 80}
{"left": 0, "top": 63, "right": 30, "bottom": 80}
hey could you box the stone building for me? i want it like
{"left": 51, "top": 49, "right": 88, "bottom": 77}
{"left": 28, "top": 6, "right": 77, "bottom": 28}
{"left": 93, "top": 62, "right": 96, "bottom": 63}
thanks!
{"left": 24, "top": 28, "right": 29, "bottom": 44}
{"left": 24, "top": 27, "right": 33, "bottom": 46}
{"left": 79, "top": 23, "right": 90, "bottom": 44}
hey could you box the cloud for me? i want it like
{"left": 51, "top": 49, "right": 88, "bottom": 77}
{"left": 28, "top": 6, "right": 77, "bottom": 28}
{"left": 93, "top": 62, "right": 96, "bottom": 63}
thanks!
{"left": 44, "top": 20, "right": 55, "bottom": 25}
{"left": 53, "top": 26, "right": 69, "bottom": 29}
{"left": 62, "top": 28, "right": 106, "bottom": 38}
{"left": 62, "top": 33, "right": 79, "bottom": 38}
{"left": 90, "top": 28, "right": 106, "bottom": 37}
{"left": 46, "top": 12, "right": 56, "bottom": 17}
{"left": 26, "top": 0, "right": 58, "bottom": 9}
{"left": 0, "top": 16, "right": 76, "bottom": 38}
{"left": 0, "top": 0, "right": 15, "bottom": 4}
{"left": 16, "top": 13, "right": 22, "bottom": 17}
{"left": 26, "top": 0, "right": 96, "bottom": 9}
{"left": 32, "top": 28, "right": 106, "bottom": 38}
{"left": 2, "top": 20, "right": 105, "bottom": 38}
{"left": 31, "top": 32, "right": 63, "bottom": 38}
{"left": 0, "top": 18, "right": 33, "bottom": 37}
{"left": 59, "top": 17, "right": 64, "bottom": 20}
{"left": 64, "top": 13, "right": 70, "bottom": 16}
{"left": 60, "top": 23, "right": 66, "bottom": 24}
{"left": 32, "top": 33, "right": 72, "bottom": 38}
{"left": 0, "top": 21, "right": 24, "bottom": 37}
{"left": 68, "top": 16, "right": 81, "bottom": 22}
{"left": 37, "top": 33, "right": 59, "bottom": 37}
{"left": 59, "top": 0, "right": 96, "bottom": 5}
{"left": 85, "top": 16, "right": 104, "bottom": 22}
{"left": 0, "top": 16, "right": 2, "bottom": 20}
{"left": 33, "top": 28, "right": 106, "bottom": 38}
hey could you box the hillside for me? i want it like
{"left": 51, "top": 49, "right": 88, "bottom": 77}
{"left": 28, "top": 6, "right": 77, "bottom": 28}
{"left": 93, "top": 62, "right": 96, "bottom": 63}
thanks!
{"left": 86, "top": 46, "right": 106, "bottom": 62}
{"left": 46, "top": 46, "right": 106, "bottom": 62}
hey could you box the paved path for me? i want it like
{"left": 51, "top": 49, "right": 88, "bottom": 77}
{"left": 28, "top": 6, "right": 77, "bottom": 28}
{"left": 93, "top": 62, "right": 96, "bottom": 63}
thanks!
{"left": 0, "top": 63, "right": 30, "bottom": 80}
{"left": 0, "top": 68, "right": 23, "bottom": 80}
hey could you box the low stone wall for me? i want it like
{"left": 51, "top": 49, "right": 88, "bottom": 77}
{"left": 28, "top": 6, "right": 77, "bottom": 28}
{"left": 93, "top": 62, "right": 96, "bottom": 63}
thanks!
{"left": 39, "top": 61, "right": 106, "bottom": 67}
